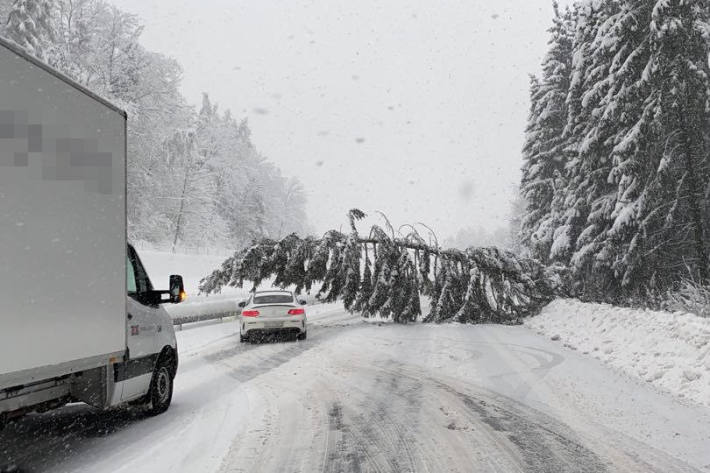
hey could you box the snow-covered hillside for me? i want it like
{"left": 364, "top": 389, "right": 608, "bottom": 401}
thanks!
{"left": 525, "top": 299, "right": 710, "bottom": 408}
{"left": 138, "top": 250, "right": 249, "bottom": 320}
{"left": 137, "top": 249, "right": 325, "bottom": 321}
{"left": 137, "top": 250, "right": 234, "bottom": 296}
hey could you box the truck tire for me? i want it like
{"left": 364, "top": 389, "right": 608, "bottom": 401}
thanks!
{"left": 146, "top": 358, "right": 174, "bottom": 416}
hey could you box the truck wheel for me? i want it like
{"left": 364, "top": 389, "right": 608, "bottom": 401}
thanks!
{"left": 146, "top": 358, "right": 174, "bottom": 416}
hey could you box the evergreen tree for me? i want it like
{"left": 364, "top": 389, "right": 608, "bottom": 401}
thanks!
{"left": 649, "top": 0, "right": 710, "bottom": 284}
{"left": 604, "top": 0, "right": 710, "bottom": 292}
{"left": 520, "top": 2, "right": 575, "bottom": 263}
{"left": 561, "top": 0, "right": 624, "bottom": 297}
{"left": 352, "top": 246, "right": 374, "bottom": 316}
{"left": 341, "top": 210, "right": 364, "bottom": 310}
{"left": 520, "top": 0, "right": 710, "bottom": 301}
{"left": 200, "top": 211, "right": 563, "bottom": 324}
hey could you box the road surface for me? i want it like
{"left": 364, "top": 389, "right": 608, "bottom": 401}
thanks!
{"left": 2, "top": 306, "right": 710, "bottom": 472}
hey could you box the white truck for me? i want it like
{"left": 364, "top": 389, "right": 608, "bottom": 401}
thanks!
{"left": 0, "top": 36, "right": 185, "bottom": 427}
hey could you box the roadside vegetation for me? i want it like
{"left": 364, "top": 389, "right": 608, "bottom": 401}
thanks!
{"left": 1, "top": 0, "right": 310, "bottom": 251}
{"left": 518, "top": 1, "right": 710, "bottom": 309}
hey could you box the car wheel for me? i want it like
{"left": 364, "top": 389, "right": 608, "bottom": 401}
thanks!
{"left": 145, "top": 358, "right": 174, "bottom": 416}
{"left": 297, "top": 331, "right": 307, "bottom": 341}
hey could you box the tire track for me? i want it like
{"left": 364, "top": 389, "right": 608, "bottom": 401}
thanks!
{"left": 319, "top": 391, "right": 392, "bottom": 473}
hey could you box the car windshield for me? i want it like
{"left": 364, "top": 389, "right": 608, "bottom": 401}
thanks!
{"left": 252, "top": 294, "right": 293, "bottom": 304}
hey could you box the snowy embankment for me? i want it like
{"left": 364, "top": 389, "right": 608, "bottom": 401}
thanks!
{"left": 525, "top": 299, "right": 710, "bottom": 407}
{"left": 137, "top": 249, "right": 325, "bottom": 322}
{"left": 138, "top": 250, "right": 247, "bottom": 321}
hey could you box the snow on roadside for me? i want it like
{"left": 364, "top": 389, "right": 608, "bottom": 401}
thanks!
{"left": 525, "top": 299, "right": 710, "bottom": 408}
{"left": 137, "top": 250, "right": 239, "bottom": 296}
{"left": 137, "top": 250, "right": 247, "bottom": 321}
{"left": 138, "top": 249, "right": 342, "bottom": 322}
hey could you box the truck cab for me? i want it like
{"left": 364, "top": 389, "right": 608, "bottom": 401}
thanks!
{"left": 120, "top": 243, "right": 181, "bottom": 411}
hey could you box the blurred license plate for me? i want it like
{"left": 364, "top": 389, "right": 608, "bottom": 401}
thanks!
{"left": 264, "top": 322, "right": 282, "bottom": 328}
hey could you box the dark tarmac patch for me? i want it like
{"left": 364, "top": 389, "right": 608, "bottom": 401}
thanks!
{"left": 449, "top": 386, "right": 608, "bottom": 473}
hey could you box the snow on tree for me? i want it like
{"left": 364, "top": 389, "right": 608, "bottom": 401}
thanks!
{"left": 564, "top": 0, "right": 710, "bottom": 297}
{"left": 6, "top": 0, "right": 55, "bottom": 60}
{"left": 160, "top": 128, "right": 226, "bottom": 252}
{"left": 565, "top": 0, "right": 648, "bottom": 298}
{"left": 603, "top": 0, "right": 710, "bottom": 291}
{"left": 195, "top": 101, "right": 311, "bottom": 249}
{"left": 0, "top": 1, "right": 13, "bottom": 38}
{"left": 4, "top": 0, "right": 313, "bottom": 251}
{"left": 519, "top": 0, "right": 710, "bottom": 301}
{"left": 200, "top": 210, "right": 564, "bottom": 324}
{"left": 520, "top": 2, "right": 575, "bottom": 263}
{"left": 557, "top": 2, "right": 613, "bottom": 295}
{"left": 525, "top": 0, "right": 632, "bottom": 297}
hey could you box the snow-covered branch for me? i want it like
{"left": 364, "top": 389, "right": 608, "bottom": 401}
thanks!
{"left": 200, "top": 210, "right": 564, "bottom": 324}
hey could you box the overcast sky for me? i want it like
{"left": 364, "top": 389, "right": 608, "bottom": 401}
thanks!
{"left": 110, "top": 0, "right": 566, "bottom": 241}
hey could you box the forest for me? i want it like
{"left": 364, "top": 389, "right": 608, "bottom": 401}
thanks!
{"left": 3, "top": 0, "right": 709, "bottom": 323}
{"left": 202, "top": 0, "right": 710, "bottom": 323}
{"left": 0, "top": 0, "right": 310, "bottom": 251}
{"left": 520, "top": 0, "right": 710, "bottom": 305}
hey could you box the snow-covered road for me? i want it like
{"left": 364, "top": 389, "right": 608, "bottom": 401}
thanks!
{"left": 3, "top": 307, "right": 710, "bottom": 472}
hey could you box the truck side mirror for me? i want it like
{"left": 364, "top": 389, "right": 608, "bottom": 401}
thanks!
{"left": 298, "top": 299, "right": 307, "bottom": 305}
{"left": 237, "top": 300, "right": 246, "bottom": 308}
{"left": 169, "top": 275, "right": 186, "bottom": 304}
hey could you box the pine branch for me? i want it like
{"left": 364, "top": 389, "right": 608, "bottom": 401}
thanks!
{"left": 199, "top": 210, "right": 564, "bottom": 324}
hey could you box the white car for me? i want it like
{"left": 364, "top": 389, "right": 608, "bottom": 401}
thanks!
{"left": 238, "top": 290, "right": 308, "bottom": 342}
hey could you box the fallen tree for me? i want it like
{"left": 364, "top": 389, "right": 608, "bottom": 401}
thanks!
{"left": 199, "top": 210, "right": 566, "bottom": 324}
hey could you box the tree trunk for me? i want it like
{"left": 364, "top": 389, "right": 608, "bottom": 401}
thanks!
{"left": 172, "top": 162, "right": 190, "bottom": 254}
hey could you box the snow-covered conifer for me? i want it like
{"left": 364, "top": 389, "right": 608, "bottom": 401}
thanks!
{"left": 603, "top": 0, "right": 710, "bottom": 292}
{"left": 200, "top": 211, "right": 561, "bottom": 324}
{"left": 7, "top": 0, "right": 55, "bottom": 59}
{"left": 559, "top": 0, "right": 625, "bottom": 297}
{"left": 520, "top": 2, "right": 575, "bottom": 263}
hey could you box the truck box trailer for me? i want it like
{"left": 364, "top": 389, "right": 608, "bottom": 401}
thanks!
{"left": 0, "top": 36, "right": 184, "bottom": 425}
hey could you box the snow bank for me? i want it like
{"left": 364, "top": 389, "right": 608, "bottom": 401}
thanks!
{"left": 525, "top": 299, "right": 710, "bottom": 408}
{"left": 138, "top": 250, "right": 238, "bottom": 296}
{"left": 137, "top": 250, "right": 247, "bottom": 321}
{"left": 138, "top": 249, "right": 332, "bottom": 322}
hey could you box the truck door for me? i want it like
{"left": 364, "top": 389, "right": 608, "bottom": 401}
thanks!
{"left": 123, "top": 246, "right": 162, "bottom": 400}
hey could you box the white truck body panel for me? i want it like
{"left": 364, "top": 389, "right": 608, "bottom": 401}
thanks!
{"left": 0, "top": 38, "right": 127, "bottom": 389}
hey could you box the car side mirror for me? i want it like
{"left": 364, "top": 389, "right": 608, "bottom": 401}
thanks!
{"left": 237, "top": 300, "right": 246, "bottom": 308}
{"left": 299, "top": 299, "right": 307, "bottom": 305}
{"left": 169, "top": 275, "right": 186, "bottom": 304}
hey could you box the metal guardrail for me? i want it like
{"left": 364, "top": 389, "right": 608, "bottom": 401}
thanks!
{"left": 171, "top": 295, "right": 324, "bottom": 330}
{"left": 172, "top": 311, "right": 239, "bottom": 330}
